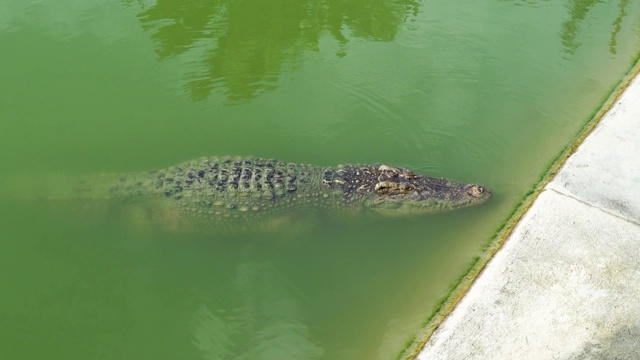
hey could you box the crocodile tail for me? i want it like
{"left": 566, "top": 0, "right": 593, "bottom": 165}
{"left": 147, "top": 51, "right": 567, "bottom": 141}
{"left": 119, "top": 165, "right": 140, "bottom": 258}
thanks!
{"left": 0, "top": 172, "right": 154, "bottom": 201}
{"left": 72, "top": 172, "right": 158, "bottom": 200}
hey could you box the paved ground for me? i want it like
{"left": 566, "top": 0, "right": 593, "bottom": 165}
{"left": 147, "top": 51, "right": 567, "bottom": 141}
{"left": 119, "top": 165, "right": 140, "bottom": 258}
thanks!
{"left": 417, "top": 72, "right": 640, "bottom": 359}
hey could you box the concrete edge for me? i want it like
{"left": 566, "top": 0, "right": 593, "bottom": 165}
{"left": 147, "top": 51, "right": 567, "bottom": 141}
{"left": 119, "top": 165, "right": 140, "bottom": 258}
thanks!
{"left": 400, "top": 56, "right": 640, "bottom": 360}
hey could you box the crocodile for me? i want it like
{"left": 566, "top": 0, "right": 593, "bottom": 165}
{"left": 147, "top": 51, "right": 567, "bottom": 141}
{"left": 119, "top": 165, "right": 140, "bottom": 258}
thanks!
{"left": 69, "top": 156, "right": 492, "bottom": 230}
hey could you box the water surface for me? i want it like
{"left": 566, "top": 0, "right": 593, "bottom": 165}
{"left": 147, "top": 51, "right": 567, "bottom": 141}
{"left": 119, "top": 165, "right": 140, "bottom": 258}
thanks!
{"left": 1, "top": 0, "right": 639, "bottom": 359}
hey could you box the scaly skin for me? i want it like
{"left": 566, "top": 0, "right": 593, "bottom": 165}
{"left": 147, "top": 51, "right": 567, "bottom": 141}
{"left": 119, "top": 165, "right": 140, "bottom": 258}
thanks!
{"left": 73, "top": 156, "right": 492, "bottom": 230}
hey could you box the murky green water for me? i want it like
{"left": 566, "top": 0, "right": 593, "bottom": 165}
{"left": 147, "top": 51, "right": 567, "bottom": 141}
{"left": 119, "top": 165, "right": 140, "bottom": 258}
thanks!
{"left": 1, "top": 0, "right": 639, "bottom": 359}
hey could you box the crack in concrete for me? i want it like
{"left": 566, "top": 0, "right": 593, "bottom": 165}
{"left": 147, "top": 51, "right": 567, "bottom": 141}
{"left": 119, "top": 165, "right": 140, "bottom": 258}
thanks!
{"left": 545, "top": 188, "right": 640, "bottom": 227}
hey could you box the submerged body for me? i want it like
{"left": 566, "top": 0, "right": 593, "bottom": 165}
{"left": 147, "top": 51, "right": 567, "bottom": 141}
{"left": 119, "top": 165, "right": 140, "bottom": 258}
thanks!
{"left": 73, "top": 156, "right": 491, "bottom": 230}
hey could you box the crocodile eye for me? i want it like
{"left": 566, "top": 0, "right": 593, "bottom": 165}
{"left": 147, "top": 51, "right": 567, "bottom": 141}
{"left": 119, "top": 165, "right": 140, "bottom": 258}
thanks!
{"left": 399, "top": 182, "right": 415, "bottom": 191}
{"left": 470, "top": 185, "right": 484, "bottom": 197}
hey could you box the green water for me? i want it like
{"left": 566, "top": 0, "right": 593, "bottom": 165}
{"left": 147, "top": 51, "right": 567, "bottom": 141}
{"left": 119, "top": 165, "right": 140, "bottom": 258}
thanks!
{"left": 1, "top": 0, "right": 639, "bottom": 358}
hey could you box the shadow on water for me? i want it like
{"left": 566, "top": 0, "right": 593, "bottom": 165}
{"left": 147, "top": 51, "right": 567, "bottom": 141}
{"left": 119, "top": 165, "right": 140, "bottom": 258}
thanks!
{"left": 124, "top": 0, "right": 420, "bottom": 103}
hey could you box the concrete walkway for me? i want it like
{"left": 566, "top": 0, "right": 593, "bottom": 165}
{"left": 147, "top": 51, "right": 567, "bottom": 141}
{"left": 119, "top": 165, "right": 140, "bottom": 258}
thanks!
{"left": 417, "top": 71, "right": 640, "bottom": 359}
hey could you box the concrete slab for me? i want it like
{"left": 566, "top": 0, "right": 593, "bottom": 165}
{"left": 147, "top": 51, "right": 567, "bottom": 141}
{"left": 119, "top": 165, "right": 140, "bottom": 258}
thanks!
{"left": 548, "top": 74, "right": 640, "bottom": 223}
{"left": 416, "top": 69, "right": 640, "bottom": 359}
{"left": 417, "top": 190, "right": 640, "bottom": 359}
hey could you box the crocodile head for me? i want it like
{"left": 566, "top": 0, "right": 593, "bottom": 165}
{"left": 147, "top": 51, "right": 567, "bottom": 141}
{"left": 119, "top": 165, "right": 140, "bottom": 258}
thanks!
{"left": 361, "top": 165, "right": 491, "bottom": 216}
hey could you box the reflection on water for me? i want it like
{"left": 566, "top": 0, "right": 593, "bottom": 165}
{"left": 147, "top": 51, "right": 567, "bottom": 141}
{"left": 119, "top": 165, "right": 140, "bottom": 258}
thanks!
{"left": 128, "top": 0, "right": 420, "bottom": 102}
{"left": 502, "top": 0, "right": 631, "bottom": 56}
{"left": 561, "top": 0, "right": 605, "bottom": 55}
{"left": 609, "top": 0, "right": 630, "bottom": 54}
{"left": 561, "top": 0, "right": 630, "bottom": 55}
{"left": 191, "top": 260, "right": 323, "bottom": 359}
